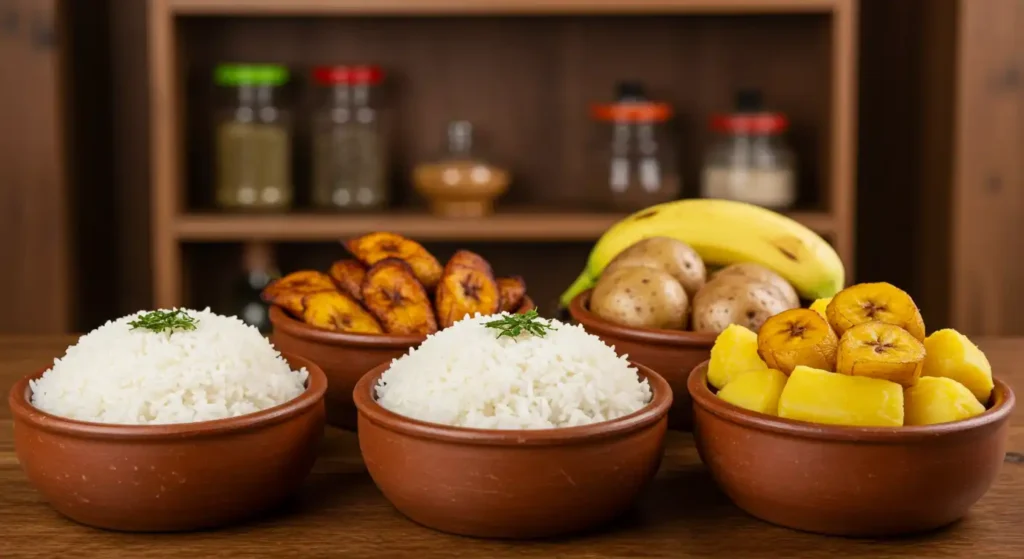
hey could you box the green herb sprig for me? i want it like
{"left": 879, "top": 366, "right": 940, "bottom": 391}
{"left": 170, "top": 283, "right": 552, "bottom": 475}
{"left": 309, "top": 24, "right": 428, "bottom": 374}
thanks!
{"left": 128, "top": 310, "right": 198, "bottom": 334}
{"left": 484, "top": 309, "right": 554, "bottom": 340}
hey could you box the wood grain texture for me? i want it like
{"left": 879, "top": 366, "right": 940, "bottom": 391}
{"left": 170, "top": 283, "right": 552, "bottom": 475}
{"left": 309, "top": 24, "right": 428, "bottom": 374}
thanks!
{"left": 168, "top": 0, "right": 839, "bottom": 16}
{"left": 950, "top": 0, "right": 1024, "bottom": 335}
{"left": 0, "top": 0, "right": 71, "bottom": 334}
{"left": 1, "top": 336, "right": 1023, "bottom": 557}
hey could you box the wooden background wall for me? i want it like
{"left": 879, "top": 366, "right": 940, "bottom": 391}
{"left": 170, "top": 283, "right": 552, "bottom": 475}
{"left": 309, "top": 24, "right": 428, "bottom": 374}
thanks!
{"left": 3, "top": 0, "right": 1022, "bottom": 335}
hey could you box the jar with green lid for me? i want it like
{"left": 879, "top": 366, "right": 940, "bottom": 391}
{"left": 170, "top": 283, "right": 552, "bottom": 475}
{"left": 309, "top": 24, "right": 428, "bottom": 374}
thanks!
{"left": 214, "top": 64, "right": 293, "bottom": 211}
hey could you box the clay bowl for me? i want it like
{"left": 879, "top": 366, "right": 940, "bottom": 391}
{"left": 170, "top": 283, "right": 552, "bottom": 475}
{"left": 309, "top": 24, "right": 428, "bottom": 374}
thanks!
{"left": 569, "top": 289, "right": 716, "bottom": 431}
{"left": 688, "top": 361, "right": 1016, "bottom": 537}
{"left": 8, "top": 352, "right": 327, "bottom": 532}
{"left": 270, "top": 305, "right": 422, "bottom": 430}
{"left": 353, "top": 361, "right": 672, "bottom": 539}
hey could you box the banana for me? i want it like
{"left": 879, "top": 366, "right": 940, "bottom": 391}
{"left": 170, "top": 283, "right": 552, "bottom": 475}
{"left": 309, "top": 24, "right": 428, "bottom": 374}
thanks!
{"left": 560, "top": 199, "right": 845, "bottom": 307}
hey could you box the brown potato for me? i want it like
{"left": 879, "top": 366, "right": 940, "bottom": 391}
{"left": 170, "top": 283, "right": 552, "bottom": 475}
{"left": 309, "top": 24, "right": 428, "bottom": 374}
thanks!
{"left": 712, "top": 263, "right": 800, "bottom": 309}
{"left": 516, "top": 295, "right": 536, "bottom": 314}
{"left": 590, "top": 266, "right": 688, "bottom": 330}
{"left": 435, "top": 250, "right": 500, "bottom": 327}
{"left": 328, "top": 259, "right": 367, "bottom": 301}
{"left": 344, "top": 232, "right": 443, "bottom": 289}
{"left": 497, "top": 276, "right": 527, "bottom": 312}
{"left": 604, "top": 237, "right": 707, "bottom": 298}
{"left": 361, "top": 258, "right": 438, "bottom": 335}
{"left": 261, "top": 270, "right": 337, "bottom": 316}
{"left": 691, "top": 276, "right": 793, "bottom": 334}
{"left": 301, "top": 290, "right": 383, "bottom": 334}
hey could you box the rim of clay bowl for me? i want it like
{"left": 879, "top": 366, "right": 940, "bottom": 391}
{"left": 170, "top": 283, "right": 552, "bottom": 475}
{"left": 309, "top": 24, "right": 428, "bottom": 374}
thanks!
{"left": 353, "top": 361, "right": 673, "bottom": 446}
{"left": 569, "top": 290, "right": 718, "bottom": 347}
{"left": 270, "top": 305, "right": 426, "bottom": 348}
{"left": 687, "top": 360, "right": 1016, "bottom": 443}
{"left": 8, "top": 351, "right": 328, "bottom": 440}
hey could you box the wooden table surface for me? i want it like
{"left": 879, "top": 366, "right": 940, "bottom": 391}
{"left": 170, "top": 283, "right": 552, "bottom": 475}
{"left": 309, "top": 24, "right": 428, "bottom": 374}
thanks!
{"left": 1, "top": 336, "right": 1022, "bottom": 558}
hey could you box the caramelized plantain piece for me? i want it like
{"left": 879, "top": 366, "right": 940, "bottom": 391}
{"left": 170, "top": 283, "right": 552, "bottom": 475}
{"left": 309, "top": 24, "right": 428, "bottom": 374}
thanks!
{"left": 344, "top": 232, "right": 443, "bottom": 289}
{"left": 516, "top": 295, "right": 536, "bottom": 314}
{"left": 435, "top": 250, "right": 500, "bottom": 327}
{"left": 328, "top": 259, "right": 367, "bottom": 301}
{"left": 301, "top": 291, "right": 383, "bottom": 334}
{"left": 497, "top": 276, "right": 527, "bottom": 313}
{"left": 261, "top": 270, "right": 337, "bottom": 316}
{"left": 361, "top": 258, "right": 438, "bottom": 335}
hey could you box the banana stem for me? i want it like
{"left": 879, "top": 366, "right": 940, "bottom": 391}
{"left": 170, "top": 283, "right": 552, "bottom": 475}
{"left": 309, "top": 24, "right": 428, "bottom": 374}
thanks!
{"left": 559, "top": 270, "right": 595, "bottom": 309}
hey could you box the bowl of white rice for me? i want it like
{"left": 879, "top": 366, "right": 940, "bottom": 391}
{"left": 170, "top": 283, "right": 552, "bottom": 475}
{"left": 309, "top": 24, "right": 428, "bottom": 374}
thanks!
{"left": 8, "top": 309, "right": 327, "bottom": 532}
{"left": 353, "top": 311, "right": 672, "bottom": 539}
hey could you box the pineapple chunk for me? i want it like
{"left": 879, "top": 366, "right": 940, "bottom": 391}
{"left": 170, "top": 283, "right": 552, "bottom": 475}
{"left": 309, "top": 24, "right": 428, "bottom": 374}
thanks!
{"left": 717, "top": 368, "right": 788, "bottom": 415}
{"left": 708, "top": 324, "right": 768, "bottom": 390}
{"left": 922, "top": 329, "right": 994, "bottom": 404}
{"left": 778, "top": 366, "right": 904, "bottom": 427}
{"left": 904, "top": 376, "right": 986, "bottom": 426}
{"left": 809, "top": 297, "right": 832, "bottom": 319}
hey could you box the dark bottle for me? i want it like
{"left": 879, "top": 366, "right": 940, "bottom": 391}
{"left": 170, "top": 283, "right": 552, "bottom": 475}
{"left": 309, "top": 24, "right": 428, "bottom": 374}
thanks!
{"left": 235, "top": 242, "right": 280, "bottom": 334}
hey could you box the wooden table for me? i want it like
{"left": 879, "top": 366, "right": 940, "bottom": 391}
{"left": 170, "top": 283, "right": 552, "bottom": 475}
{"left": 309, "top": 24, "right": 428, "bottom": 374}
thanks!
{"left": 1, "top": 336, "right": 1022, "bottom": 558}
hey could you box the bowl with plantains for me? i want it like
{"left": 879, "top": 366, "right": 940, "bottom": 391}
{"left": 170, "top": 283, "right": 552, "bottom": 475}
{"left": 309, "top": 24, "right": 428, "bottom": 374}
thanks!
{"left": 688, "top": 282, "right": 1015, "bottom": 537}
{"left": 267, "top": 232, "right": 537, "bottom": 430}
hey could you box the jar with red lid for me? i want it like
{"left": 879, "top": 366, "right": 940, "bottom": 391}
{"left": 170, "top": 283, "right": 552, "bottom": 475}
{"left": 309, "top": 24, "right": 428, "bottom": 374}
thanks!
{"left": 701, "top": 89, "right": 797, "bottom": 209}
{"left": 310, "top": 65, "right": 390, "bottom": 210}
{"left": 589, "top": 82, "right": 680, "bottom": 211}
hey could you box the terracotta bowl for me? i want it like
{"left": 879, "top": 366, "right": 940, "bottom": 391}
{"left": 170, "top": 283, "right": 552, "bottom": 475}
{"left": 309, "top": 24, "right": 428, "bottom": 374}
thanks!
{"left": 8, "top": 352, "right": 327, "bottom": 532}
{"left": 688, "top": 361, "right": 1016, "bottom": 537}
{"left": 270, "top": 305, "right": 422, "bottom": 430}
{"left": 353, "top": 361, "right": 672, "bottom": 539}
{"left": 569, "top": 289, "right": 716, "bottom": 431}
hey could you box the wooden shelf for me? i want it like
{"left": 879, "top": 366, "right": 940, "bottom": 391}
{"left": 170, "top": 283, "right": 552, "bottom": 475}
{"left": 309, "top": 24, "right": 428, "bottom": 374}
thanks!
{"left": 168, "top": 0, "right": 838, "bottom": 16}
{"left": 173, "top": 209, "right": 835, "bottom": 242}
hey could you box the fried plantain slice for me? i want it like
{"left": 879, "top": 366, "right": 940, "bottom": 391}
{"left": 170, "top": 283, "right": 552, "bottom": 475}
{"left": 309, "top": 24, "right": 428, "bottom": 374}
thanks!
{"left": 261, "top": 270, "right": 337, "bottom": 316}
{"left": 516, "top": 295, "right": 536, "bottom": 314}
{"left": 435, "top": 250, "right": 500, "bottom": 328}
{"left": 497, "top": 276, "right": 527, "bottom": 313}
{"left": 361, "top": 258, "right": 438, "bottom": 335}
{"left": 344, "top": 232, "right": 443, "bottom": 289}
{"left": 328, "top": 259, "right": 367, "bottom": 301}
{"left": 301, "top": 290, "right": 383, "bottom": 334}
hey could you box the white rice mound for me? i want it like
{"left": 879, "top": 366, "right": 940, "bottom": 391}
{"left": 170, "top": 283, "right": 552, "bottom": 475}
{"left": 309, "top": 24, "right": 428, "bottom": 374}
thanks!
{"left": 375, "top": 312, "right": 653, "bottom": 430}
{"left": 30, "top": 308, "right": 309, "bottom": 425}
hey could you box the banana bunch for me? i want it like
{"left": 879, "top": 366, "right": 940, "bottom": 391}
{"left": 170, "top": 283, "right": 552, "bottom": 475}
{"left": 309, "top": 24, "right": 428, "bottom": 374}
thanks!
{"left": 560, "top": 199, "right": 845, "bottom": 307}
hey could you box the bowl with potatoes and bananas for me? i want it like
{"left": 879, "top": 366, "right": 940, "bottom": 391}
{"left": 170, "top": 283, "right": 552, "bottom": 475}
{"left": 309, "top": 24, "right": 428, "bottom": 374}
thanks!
{"left": 568, "top": 237, "right": 806, "bottom": 431}
{"left": 264, "top": 232, "right": 536, "bottom": 430}
{"left": 687, "top": 282, "right": 1015, "bottom": 537}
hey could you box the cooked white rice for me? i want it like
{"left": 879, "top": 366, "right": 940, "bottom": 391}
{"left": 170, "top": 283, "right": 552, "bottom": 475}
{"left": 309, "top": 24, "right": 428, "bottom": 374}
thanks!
{"left": 30, "top": 308, "right": 309, "bottom": 425}
{"left": 375, "top": 312, "right": 652, "bottom": 429}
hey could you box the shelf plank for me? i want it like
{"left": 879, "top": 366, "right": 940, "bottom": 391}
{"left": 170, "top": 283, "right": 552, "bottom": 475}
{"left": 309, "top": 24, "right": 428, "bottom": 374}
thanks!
{"left": 168, "top": 0, "right": 837, "bottom": 16}
{"left": 174, "top": 209, "right": 835, "bottom": 243}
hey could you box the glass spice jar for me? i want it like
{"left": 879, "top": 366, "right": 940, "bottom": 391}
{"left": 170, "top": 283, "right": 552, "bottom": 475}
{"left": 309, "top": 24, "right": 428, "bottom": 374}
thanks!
{"left": 310, "top": 65, "right": 390, "bottom": 211}
{"left": 589, "top": 82, "right": 681, "bottom": 211}
{"left": 213, "top": 64, "right": 293, "bottom": 211}
{"left": 701, "top": 89, "right": 797, "bottom": 209}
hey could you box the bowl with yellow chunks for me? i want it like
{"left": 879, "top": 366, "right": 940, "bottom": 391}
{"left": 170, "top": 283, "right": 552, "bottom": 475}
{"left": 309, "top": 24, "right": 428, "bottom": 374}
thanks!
{"left": 688, "top": 282, "right": 1015, "bottom": 538}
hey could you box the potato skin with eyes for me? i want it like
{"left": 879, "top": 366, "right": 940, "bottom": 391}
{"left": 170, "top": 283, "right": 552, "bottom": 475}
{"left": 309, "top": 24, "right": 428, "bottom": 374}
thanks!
{"left": 589, "top": 266, "right": 688, "bottom": 330}
{"left": 692, "top": 275, "right": 794, "bottom": 334}
{"left": 603, "top": 237, "right": 707, "bottom": 298}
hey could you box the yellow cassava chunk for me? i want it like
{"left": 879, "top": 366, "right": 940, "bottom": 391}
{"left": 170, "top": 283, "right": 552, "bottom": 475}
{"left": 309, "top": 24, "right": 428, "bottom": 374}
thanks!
{"left": 708, "top": 324, "right": 768, "bottom": 390}
{"left": 778, "top": 365, "right": 904, "bottom": 427}
{"left": 717, "top": 368, "right": 788, "bottom": 416}
{"left": 922, "top": 329, "right": 994, "bottom": 404}
{"left": 809, "top": 297, "right": 832, "bottom": 319}
{"left": 904, "top": 376, "right": 986, "bottom": 426}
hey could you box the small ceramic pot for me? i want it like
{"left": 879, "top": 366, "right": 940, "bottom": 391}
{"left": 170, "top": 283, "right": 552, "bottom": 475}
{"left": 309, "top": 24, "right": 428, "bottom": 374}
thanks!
{"left": 9, "top": 352, "right": 327, "bottom": 532}
{"left": 569, "top": 289, "right": 716, "bottom": 431}
{"left": 688, "top": 361, "right": 1016, "bottom": 537}
{"left": 354, "top": 362, "right": 671, "bottom": 539}
{"left": 270, "top": 305, "right": 422, "bottom": 430}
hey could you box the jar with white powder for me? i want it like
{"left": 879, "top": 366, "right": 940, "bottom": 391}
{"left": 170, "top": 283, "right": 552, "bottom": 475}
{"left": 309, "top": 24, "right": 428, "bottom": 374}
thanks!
{"left": 701, "top": 89, "right": 796, "bottom": 210}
